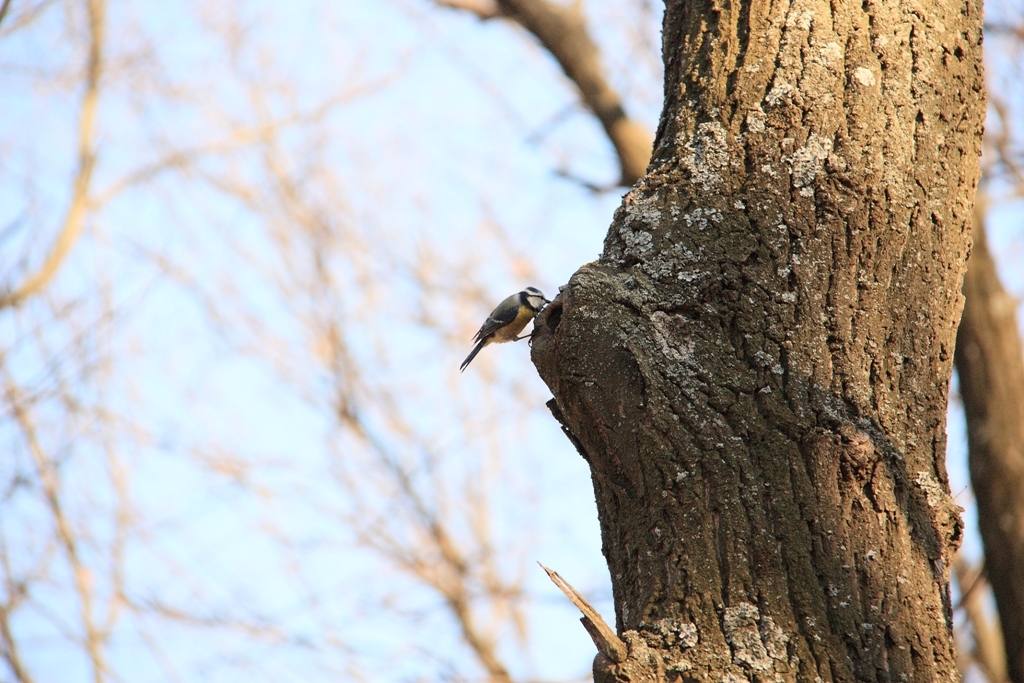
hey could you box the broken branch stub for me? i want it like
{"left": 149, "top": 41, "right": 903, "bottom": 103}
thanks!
{"left": 538, "top": 562, "right": 626, "bottom": 663}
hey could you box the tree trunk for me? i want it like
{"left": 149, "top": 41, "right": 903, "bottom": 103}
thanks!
{"left": 956, "top": 207, "right": 1024, "bottom": 683}
{"left": 532, "top": 0, "right": 985, "bottom": 680}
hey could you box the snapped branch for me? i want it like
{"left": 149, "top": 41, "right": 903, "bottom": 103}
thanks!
{"left": 538, "top": 562, "right": 625, "bottom": 663}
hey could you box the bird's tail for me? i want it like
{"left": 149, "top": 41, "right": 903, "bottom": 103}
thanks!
{"left": 460, "top": 340, "right": 486, "bottom": 372}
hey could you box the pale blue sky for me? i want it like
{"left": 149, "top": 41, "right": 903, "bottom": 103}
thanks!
{"left": 0, "top": 1, "right": 1021, "bottom": 681}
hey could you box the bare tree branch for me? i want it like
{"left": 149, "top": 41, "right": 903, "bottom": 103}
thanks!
{"left": 0, "top": 602, "right": 35, "bottom": 683}
{"left": 436, "top": 0, "right": 651, "bottom": 185}
{"left": 435, "top": 0, "right": 499, "bottom": 19}
{"left": 954, "top": 554, "right": 1008, "bottom": 683}
{"left": 955, "top": 560, "right": 988, "bottom": 611}
{"left": 0, "top": 0, "right": 105, "bottom": 309}
{"left": 0, "top": 0, "right": 61, "bottom": 36}
{"left": 0, "top": 0, "right": 13, "bottom": 29}
{"left": 3, "top": 373, "right": 108, "bottom": 683}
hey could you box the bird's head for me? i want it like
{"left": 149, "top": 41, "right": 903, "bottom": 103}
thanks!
{"left": 522, "top": 287, "right": 549, "bottom": 312}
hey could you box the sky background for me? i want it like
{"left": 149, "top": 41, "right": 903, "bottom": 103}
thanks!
{"left": 0, "top": 1, "right": 1021, "bottom": 681}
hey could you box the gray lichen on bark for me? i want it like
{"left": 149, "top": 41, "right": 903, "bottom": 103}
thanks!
{"left": 533, "top": 0, "right": 984, "bottom": 680}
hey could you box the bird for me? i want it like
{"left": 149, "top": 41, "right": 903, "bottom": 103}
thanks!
{"left": 460, "top": 287, "right": 549, "bottom": 372}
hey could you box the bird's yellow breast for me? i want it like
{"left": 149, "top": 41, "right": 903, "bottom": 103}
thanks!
{"left": 491, "top": 306, "right": 535, "bottom": 343}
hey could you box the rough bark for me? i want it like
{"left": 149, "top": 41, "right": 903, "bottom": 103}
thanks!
{"left": 956, "top": 209, "right": 1024, "bottom": 683}
{"left": 532, "top": 0, "right": 984, "bottom": 681}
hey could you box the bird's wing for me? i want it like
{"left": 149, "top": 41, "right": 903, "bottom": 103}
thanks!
{"left": 472, "top": 300, "right": 520, "bottom": 343}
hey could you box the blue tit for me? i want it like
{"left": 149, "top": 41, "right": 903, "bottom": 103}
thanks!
{"left": 460, "top": 287, "right": 549, "bottom": 372}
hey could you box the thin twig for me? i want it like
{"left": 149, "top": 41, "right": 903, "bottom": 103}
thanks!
{"left": 955, "top": 561, "right": 988, "bottom": 611}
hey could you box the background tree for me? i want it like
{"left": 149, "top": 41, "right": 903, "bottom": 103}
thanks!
{"left": 952, "top": 11, "right": 1024, "bottom": 682}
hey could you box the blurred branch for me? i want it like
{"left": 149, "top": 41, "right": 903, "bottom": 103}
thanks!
{"left": 984, "top": 97, "right": 1024, "bottom": 194}
{"left": 0, "top": 0, "right": 12, "bottom": 29}
{"left": 334, "top": 396, "right": 518, "bottom": 683}
{"left": 3, "top": 372, "right": 108, "bottom": 683}
{"left": 0, "top": 0, "right": 61, "bottom": 36}
{"left": 954, "top": 554, "right": 1007, "bottom": 683}
{"left": 956, "top": 561, "right": 988, "bottom": 611}
{"left": 955, "top": 198, "right": 1024, "bottom": 683}
{"left": 435, "top": 0, "right": 499, "bottom": 18}
{"left": 330, "top": 327, "right": 517, "bottom": 683}
{"left": 984, "top": 23, "right": 1024, "bottom": 39}
{"left": 93, "top": 67, "right": 404, "bottom": 209}
{"left": 435, "top": 0, "right": 651, "bottom": 185}
{"left": 553, "top": 168, "right": 618, "bottom": 193}
{"left": 0, "top": 602, "right": 35, "bottom": 683}
{"left": 0, "top": 0, "right": 105, "bottom": 309}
